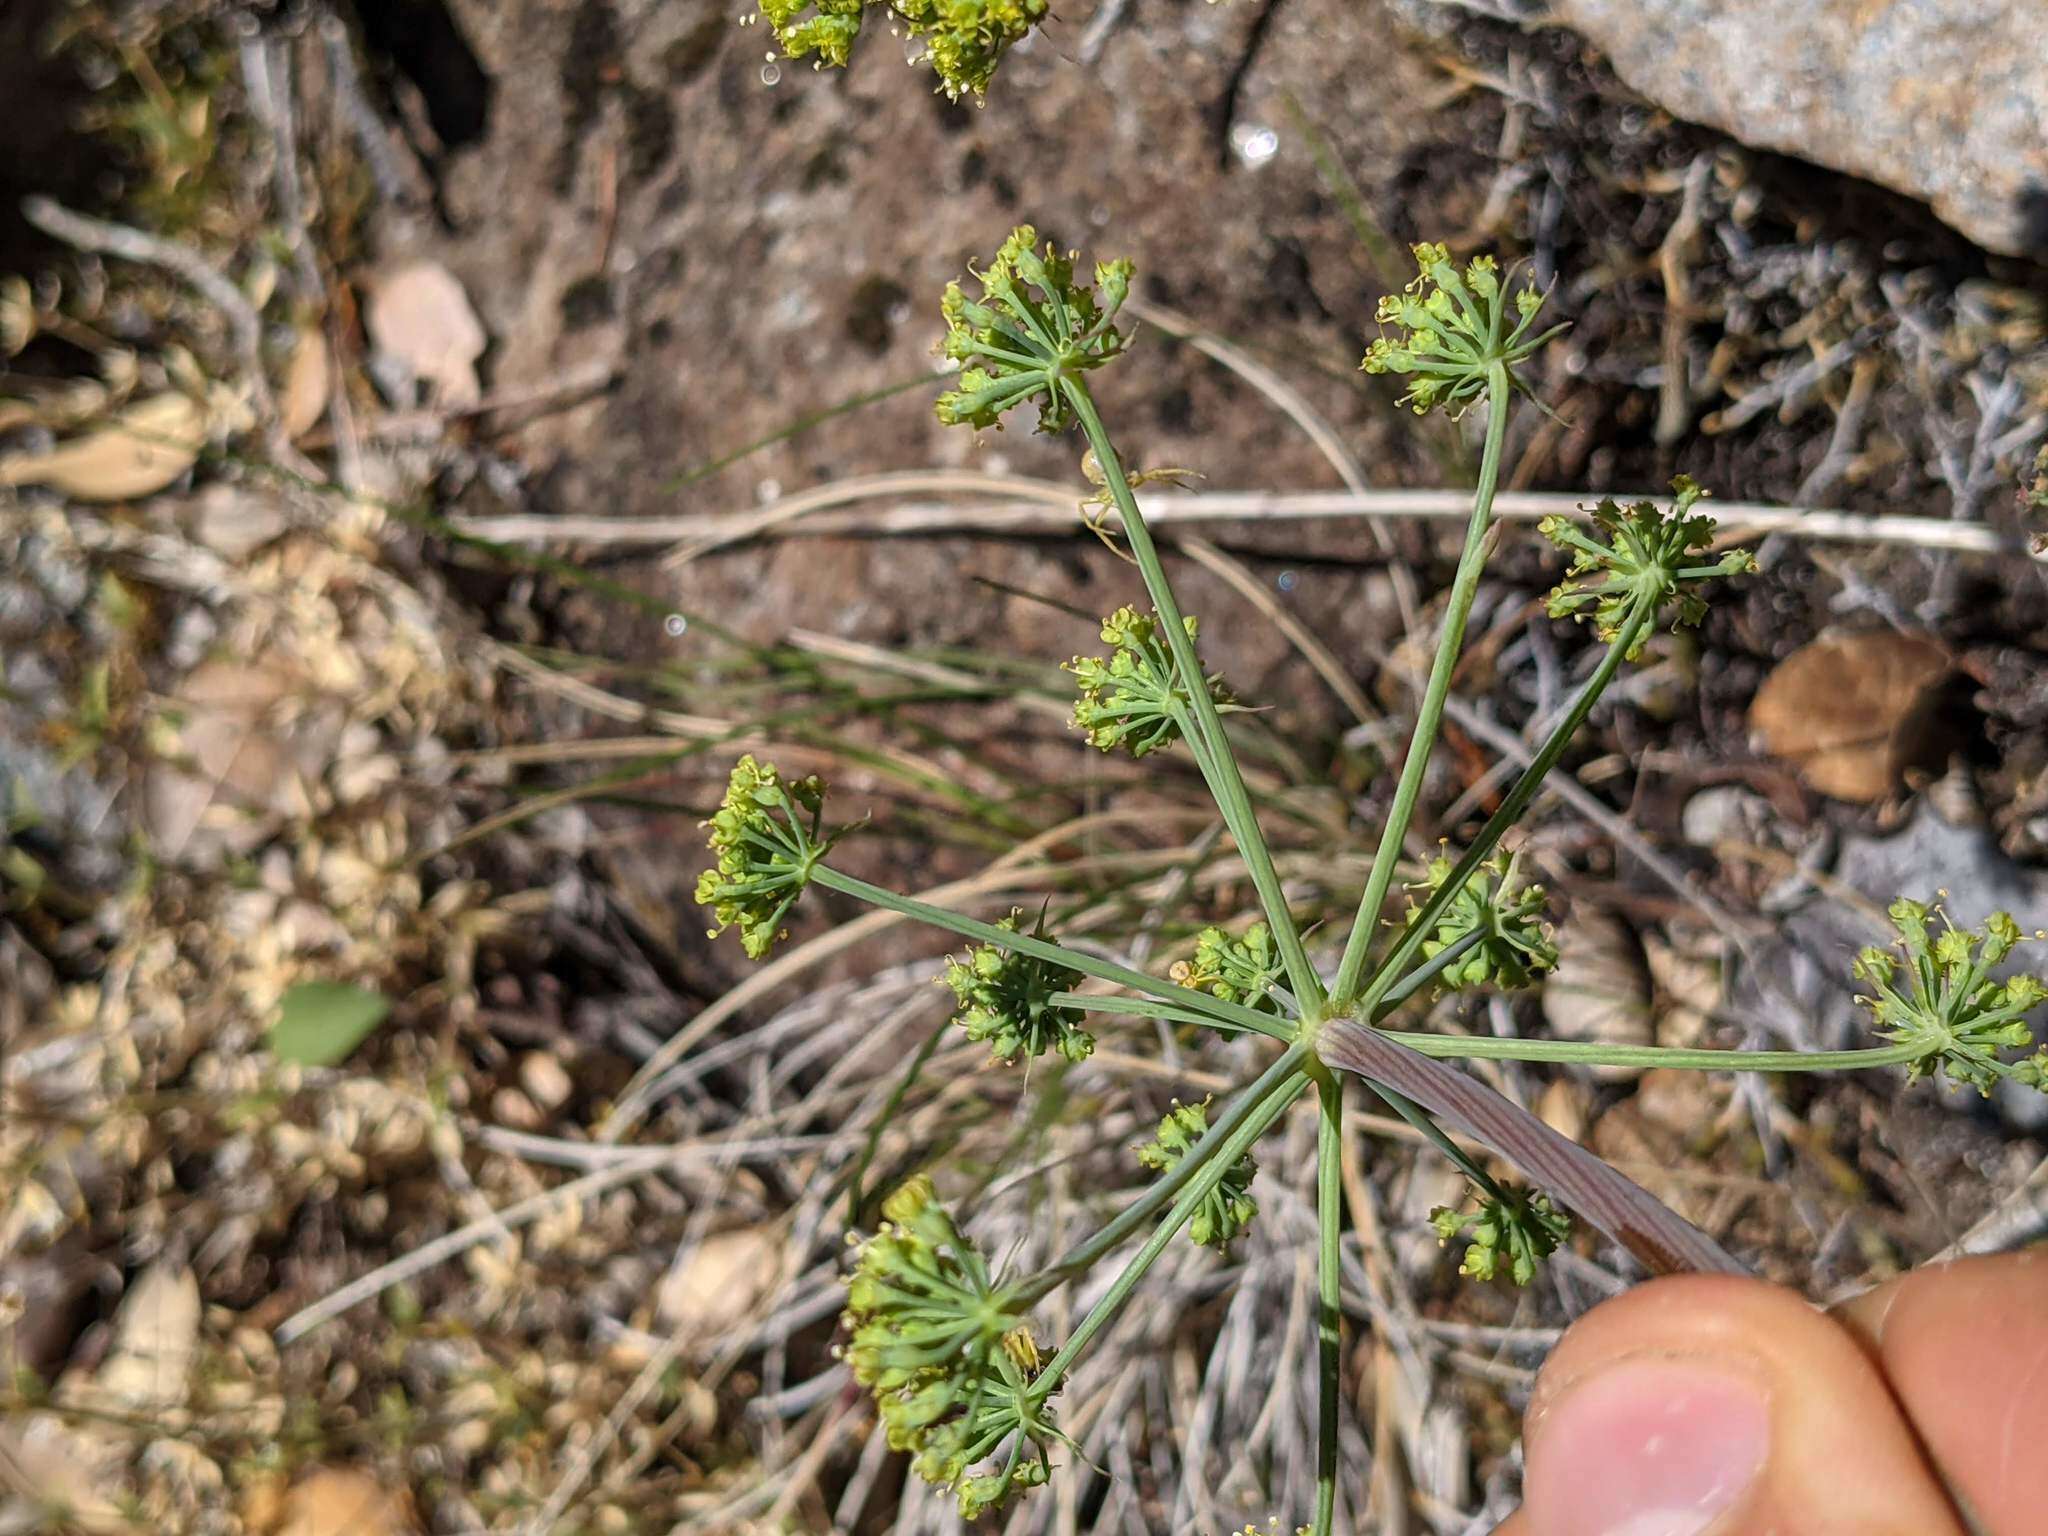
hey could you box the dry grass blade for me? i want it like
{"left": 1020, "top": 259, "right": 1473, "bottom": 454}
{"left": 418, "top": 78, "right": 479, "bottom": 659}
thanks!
{"left": 489, "top": 641, "right": 732, "bottom": 737}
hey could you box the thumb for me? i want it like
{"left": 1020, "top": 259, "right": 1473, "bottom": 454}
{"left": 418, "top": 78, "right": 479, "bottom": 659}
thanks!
{"left": 1497, "top": 1274, "right": 1964, "bottom": 1536}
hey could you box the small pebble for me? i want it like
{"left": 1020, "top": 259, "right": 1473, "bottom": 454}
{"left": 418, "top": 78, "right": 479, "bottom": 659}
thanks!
{"left": 490, "top": 1088, "right": 543, "bottom": 1131}
{"left": 518, "top": 1052, "right": 573, "bottom": 1112}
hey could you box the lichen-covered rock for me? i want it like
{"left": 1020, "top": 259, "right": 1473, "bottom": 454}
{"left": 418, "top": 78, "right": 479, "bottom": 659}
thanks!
{"left": 1551, "top": 0, "right": 2048, "bottom": 258}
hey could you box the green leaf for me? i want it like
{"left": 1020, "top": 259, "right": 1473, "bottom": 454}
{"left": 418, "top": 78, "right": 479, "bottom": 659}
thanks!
{"left": 268, "top": 981, "right": 392, "bottom": 1066}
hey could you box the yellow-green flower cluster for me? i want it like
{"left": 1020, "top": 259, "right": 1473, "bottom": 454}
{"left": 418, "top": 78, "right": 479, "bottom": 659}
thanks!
{"left": 1136, "top": 1099, "right": 1259, "bottom": 1249}
{"left": 694, "top": 756, "right": 836, "bottom": 959}
{"left": 756, "top": 0, "right": 864, "bottom": 70}
{"left": 936, "top": 225, "right": 1133, "bottom": 434}
{"left": 1854, "top": 899, "right": 2048, "bottom": 1096}
{"left": 757, "top": 0, "right": 1045, "bottom": 100}
{"left": 1406, "top": 851, "right": 1556, "bottom": 992}
{"left": 1430, "top": 1187, "right": 1571, "bottom": 1286}
{"left": 1539, "top": 476, "right": 1757, "bottom": 658}
{"left": 842, "top": 1178, "right": 1067, "bottom": 1517}
{"left": 894, "top": 0, "right": 1048, "bottom": 99}
{"left": 1361, "top": 243, "right": 1562, "bottom": 415}
{"left": 943, "top": 912, "right": 1093, "bottom": 1064}
{"left": 1173, "top": 922, "right": 1285, "bottom": 1014}
{"left": 1066, "top": 606, "right": 1232, "bottom": 759}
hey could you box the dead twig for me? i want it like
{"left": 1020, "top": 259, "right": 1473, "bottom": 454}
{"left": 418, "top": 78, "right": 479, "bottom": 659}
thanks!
{"left": 1654, "top": 156, "right": 1713, "bottom": 446}
{"left": 451, "top": 485, "right": 2023, "bottom": 556}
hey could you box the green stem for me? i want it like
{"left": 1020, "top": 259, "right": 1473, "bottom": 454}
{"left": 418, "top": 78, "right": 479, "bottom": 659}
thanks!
{"left": 809, "top": 864, "right": 1289, "bottom": 1041}
{"left": 1312, "top": 1071, "right": 1343, "bottom": 1536}
{"left": 1063, "top": 378, "right": 1321, "bottom": 1009}
{"left": 1031, "top": 1078, "right": 1302, "bottom": 1393}
{"left": 1332, "top": 361, "right": 1513, "bottom": 1006}
{"left": 1046, "top": 927, "right": 1480, "bottom": 1037}
{"left": 1381, "top": 1034, "right": 1930, "bottom": 1073}
{"left": 1021, "top": 1041, "right": 1311, "bottom": 1300}
{"left": 1047, "top": 991, "right": 1269, "bottom": 1036}
{"left": 1354, "top": 600, "right": 1653, "bottom": 1019}
{"left": 1062, "top": 984, "right": 1935, "bottom": 1076}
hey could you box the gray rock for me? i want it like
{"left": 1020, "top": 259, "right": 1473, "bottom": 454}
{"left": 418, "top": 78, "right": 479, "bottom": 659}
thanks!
{"left": 1549, "top": 0, "right": 2048, "bottom": 258}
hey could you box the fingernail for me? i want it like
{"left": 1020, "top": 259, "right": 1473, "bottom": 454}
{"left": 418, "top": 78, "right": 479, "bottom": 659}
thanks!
{"left": 1526, "top": 1357, "right": 1769, "bottom": 1536}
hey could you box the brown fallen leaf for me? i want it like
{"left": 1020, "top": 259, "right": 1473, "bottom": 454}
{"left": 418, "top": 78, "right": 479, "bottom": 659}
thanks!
{"left": 0, "top": 393, "right": 204, "bottom": 500}
{"left": 1749, "top": 630, "right": 1954, "bottom": 802}
{"left": 277, "top": 1468, "right": 416, "bottom": 1536}
{"left": 239, "top": 1469, "right": 290, "bottom": 1534}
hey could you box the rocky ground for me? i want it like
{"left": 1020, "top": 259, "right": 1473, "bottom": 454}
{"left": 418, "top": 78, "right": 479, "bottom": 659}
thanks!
{"left": 2, "top": 0, "right": 2046, "bottom": 1532}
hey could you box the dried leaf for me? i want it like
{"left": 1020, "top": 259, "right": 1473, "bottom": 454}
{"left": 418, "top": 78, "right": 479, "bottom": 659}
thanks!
{"left": 363, "top": 260, "right": 485, "bottom": 408}
{"left": 1749, "top": 631, "right": 1954, "bottom": 802}
{"left": 280, "top": 326, "right": 331, "bottom": 441}
{"left": 90, "top": 1262, "right": 199, "bottom": 1417}
{"left": 278, "top": 1469, "right": 415, "bottom": 1536}
{"left": 269, "top": 982, "right": 391, "bottom": 1067}
{"left": 1540, "top": 908, "right": 1654, "bottom": 1080}
{"left": 0, "top": 393, "right": 203, "bottom": 501}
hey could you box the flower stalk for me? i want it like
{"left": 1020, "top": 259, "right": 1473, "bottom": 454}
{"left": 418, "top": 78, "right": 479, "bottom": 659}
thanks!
{"left": 680, "top": 229, "right": 2010, "bottom": 1528}
{"left": 1331, "top": 359, "right": 1513, "bottom": 1007}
